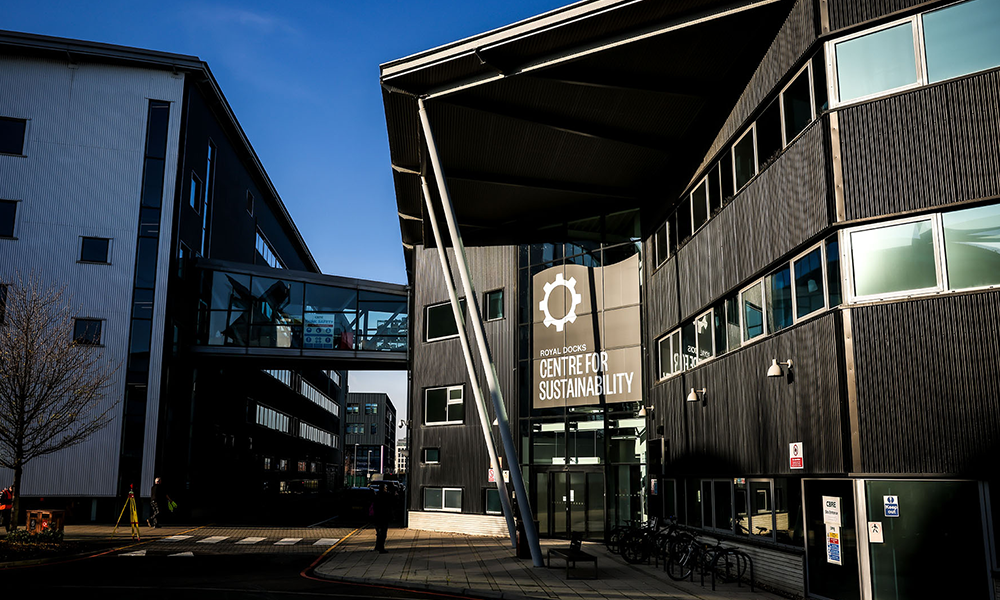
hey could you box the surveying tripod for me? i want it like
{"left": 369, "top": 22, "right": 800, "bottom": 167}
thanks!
{"left": 113, "top": 484, "right": 141, "bottom": 540}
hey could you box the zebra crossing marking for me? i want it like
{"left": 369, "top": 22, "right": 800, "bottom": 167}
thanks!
{"left": 120, "top": 550, "right": 146, "bottom": 556}
{"left": 313, "top": 538, "right": 340, "bottom": 546}
{"left": 197, "top": 536, "right": 229, "bottom": 544}
{"left": 160, "top": 535, "right": 193, "bottom": 542}
{"left": 235, "top": 536, "right": 266, "bottom": 544}
{"left": 275, "top": 538, "right": 301, "bottom": 545}
{"left": 169, "top": 551, "right": 194, "bottom": 557}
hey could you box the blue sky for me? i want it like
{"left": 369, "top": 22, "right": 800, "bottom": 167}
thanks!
{"left": 4, "top": 0, "right": 570, "bottom": 421}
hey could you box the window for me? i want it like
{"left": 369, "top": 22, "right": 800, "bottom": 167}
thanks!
{"left": 370, "top": 423, "right": 377, "bottom": 435}
{"left": 73, "top": 318, "right": 102, "bottom": 345}
{"left": 347, "top": 403, "right": 360, "bottom": 414}
{"left": 701, "top": 479, "right": 734, "bottom": 533}
{"left": 741, "top": 281, "right": 765, "bottom": 341}
{"left": 826, "top": 235, "right": 842, "bottom": 307}
{"left": 749, "top": 480, "right": 773, "bottom": 538}
{"left": 300, "top": 422, "right": 334, "bottom": 447}
{"left": 256, "top": 404, "right": 289, "bottom": 433}
{"left": 0, "top": 200, "right": 16, "bottom": 238}
{"left": 424, "top": 385, "right": 464, "bottom": 425}
{"left": 766, "top": 266, "right": 793, "bottom": 334}
{"left": 485, "top": 488, "right": 502, "bottom": 515}
{"left": 834, "top": 21, "right": 918, "bottom": 104}
{"left": 255, "top": 231, "right": 284, "bottom": 269}
{"left": 942, "top": 202, "right": 1000, "bottom": 290}
{"left": 733, "top": 127, "right": 757, "bottom": 191}
{"left": 364, "top": 402, "right": 378, "bottom": 415}
{"left": 656, "top": 331, "right": 680, "bottom": 380}
{"left": 425, "top": 299, "right": 466, "bottom": 341}
{"left": 923, "top": 0, "right": 1000, "bottom": 84}
{"left": 782, "top": 65, "right": 813, "bottom": 144}
{"left": 246, "top": 190, "right": 254, "bottom": 216}
{"left": 189, "top": 172, "right": 202, "bottom": 211}
{"left": 654, "top": 222, "right": 668, "bottom": 267}
{"left": 756, "top": 100, "right": 783, "bottom": 167}
{"left": 424, "top": 487, "right": 462, "bottom": 512}
{"left": 0, "top": 284, "right": 7, "bottom": 324}
{"left": 793, "top": 246, "right": 825, "bottom": 318}
{"left": 0, "top": 117, "right": 27, "bottom": 155}
{"left": 346, "top": 423, "right": 363, "bottom": 434}
{"left": 200, "top": 142, "right": 215, "bottom": 256}
{"left": 80, "top": 237, "right": 110, "bottom": 263}
{"left": 485, "top": 289, "right": 504, "bottom": 321}
{"left": 691, "top": 178, "right": 709, "bottom": 232}
{"left": 674, "top": 198, "right": 691, "bottom": 244}
{"left": 423, "top": 448, "right": 440, "bottom": 464}
{"left": 848, "top": 218, "right": 939, "bottom": 299}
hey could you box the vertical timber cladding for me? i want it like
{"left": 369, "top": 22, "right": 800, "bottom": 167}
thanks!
{"left": 411, "top": 244, "right": 518, "bottom": 515}
{"left": 852, "top": 291, "right": 1000, "bottom": 475}
{"left": 532, "top": 254, "right": 642, "bottom": 408}
{"left": 839, "top": 68, "right": 1000, "bottom": 221}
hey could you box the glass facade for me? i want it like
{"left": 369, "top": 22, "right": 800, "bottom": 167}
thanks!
{"left": 195, "top": 268, "right": 407, "bottom": 352}
{"left": 923, "top": 0, "right": 1000, "bottom": 83}
{"left": 850, "top": 219, "right": 937, "bottom": 298}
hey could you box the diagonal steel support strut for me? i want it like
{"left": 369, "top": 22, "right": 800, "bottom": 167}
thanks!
{"left": 418, "top": 97, "right": 544, "bottom": 567}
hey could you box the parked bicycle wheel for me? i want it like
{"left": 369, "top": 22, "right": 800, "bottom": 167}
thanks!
{"left": 620, "top": 529, "right": 651, "bottom": 564}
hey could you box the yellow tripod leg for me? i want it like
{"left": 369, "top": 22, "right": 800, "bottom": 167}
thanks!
{"left": 129, "top": 495, "right": 140, "bottom": 540}
{"left": 112, "top": 494, "right": 131, "bottom": 537}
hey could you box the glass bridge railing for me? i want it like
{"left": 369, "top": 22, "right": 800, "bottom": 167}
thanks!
{"left": 195, "top": 268, "right": 408, "bottom": 353}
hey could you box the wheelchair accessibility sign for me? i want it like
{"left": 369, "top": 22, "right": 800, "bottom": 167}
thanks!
{"left": 884, "top": 495, "right": 899, "bottom": 518}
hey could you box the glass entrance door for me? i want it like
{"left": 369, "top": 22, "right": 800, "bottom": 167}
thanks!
{"left": 543, "top": 470, "right": 605, "bottom": 540}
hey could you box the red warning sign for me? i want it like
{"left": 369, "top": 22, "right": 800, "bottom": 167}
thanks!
{"left": 789, "top": 442, "right": 804, "bottom": 469}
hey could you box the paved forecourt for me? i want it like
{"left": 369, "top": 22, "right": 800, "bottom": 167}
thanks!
{"left": 315, "top": 527, "right": 791, "bottom": 600}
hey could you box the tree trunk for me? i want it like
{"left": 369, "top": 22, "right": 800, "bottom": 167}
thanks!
{"left": 11, "top": 462, "right": 22, "bottom": 531}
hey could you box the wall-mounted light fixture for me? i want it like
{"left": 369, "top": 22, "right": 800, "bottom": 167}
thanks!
{"left": 686, "top": 388, "right": 706, "bottom": 402}
{"left": 766, "top": 359, "right": 793, "bottom": 378}
{"left": 492, "top": 417, "right": 499, "bottom": 426}
{"left": 638, "top": 405, "right": 655, "bottom": 418}
{"left": 399, "top": 419, "right": 413, "bottom": 429}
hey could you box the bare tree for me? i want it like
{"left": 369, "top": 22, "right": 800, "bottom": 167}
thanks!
{"left": 0, "top": 274, "right": 119, "bottom": 529}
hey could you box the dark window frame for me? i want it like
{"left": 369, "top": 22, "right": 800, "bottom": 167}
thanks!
{"left": 422, "top": 447, "right": 440, "bottom": 464}
{"left": 425, "top": 298, "right": 466, "bottom": 342}
{"left": 72, "top": 318, "right": 103, "bottom": 346}
{"left": 484, "top": 288, "right": 504, "bottom": 321}
{"left": 0, "top": 117, "right": 28, "bottom": 156}
{"left": 79, "top": 236, "right": 112, "bottom": 264}
{"left": 0, "top": 199, "right": 18, "bottom": 238}
{"left": 424, "top": 384, "right": 465, "bottom": 426}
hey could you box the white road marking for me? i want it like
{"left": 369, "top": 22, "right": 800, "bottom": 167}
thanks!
{"left": 120, "top": 550, "right": 146, "bottom": 556}
{"left": 169, "top": 551, "right": 194, "bottom": 557}
{"left": 160, "top": 535, "right": 193, "bottom": 542}
{"left": 197, "top": 536, "right": 229, "bottom": 544}
{"left": 275, "top": 538, "right": 301, "bottom": 545}
{"left": 313, "top": 538, "right": 340, "bottom": 546}
{"left": 235, "top": 537, "right": 266, "bottom": 545}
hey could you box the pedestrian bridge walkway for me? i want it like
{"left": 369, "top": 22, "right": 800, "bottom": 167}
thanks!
{"left": 189, "top": 259, "right": 408, "bottom": 370}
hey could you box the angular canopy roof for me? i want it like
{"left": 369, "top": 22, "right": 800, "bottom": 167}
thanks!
{"left": 380, "top": 0, "right": 793, "bottom": 278}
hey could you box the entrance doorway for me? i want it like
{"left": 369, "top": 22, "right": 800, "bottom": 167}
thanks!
{"left": 535, "top": 470, "right": 605, "bottom": 540}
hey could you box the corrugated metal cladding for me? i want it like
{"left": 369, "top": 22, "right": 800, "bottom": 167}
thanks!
{"left": 410, "top": 244, "right": 518, "bottom": 515}
{"left": 700, "top": 0, "right": 815, "bottom": 175}
{"left": 0, "top": 55, "right": 184, "bottom": 496}
{"left": 406, "top": 511, "right": 508, "bottom": 537}
{"left": 644, "top": 245, "right": 680, "bottom": 342}
{"left": 674, "top": 122, "right": 830, "bottom": 323}
{"left": 345, "top": 392, "right": 396, "bottom": 447}
{"left": 827, "top": 0, "right": 931, "bottom": 32}
{"left": 840, "top": 69, "right": 1000, "bottom": 221}
{"left": 852, "top": 292, "right": 1000, "bottom": 475}
{"left": 653, "top": 313, "right": 844, "bottom": 475}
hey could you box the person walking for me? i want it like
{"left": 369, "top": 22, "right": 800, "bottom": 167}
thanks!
{"left": 147, "top": 477, "right": 172, "bottom": 528}
{"left": 372, "top": 483, "right": 394, "bottom": 553}
{"left": 0, "top": 485, "right": 13, "bottom": 532}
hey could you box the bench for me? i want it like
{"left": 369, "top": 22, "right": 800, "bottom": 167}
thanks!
{"left": 546, "top": 533, "right": 598, "bottom": 579}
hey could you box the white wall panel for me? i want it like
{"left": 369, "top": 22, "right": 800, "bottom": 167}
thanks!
{"left": 0, "top": 55, "right": 184, "bottom": 497}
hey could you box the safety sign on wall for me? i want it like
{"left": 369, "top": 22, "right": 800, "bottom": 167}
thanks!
{"left": 822, "top": 496, "right": 841, "bottom": 527}
{"left": 826, "top": 524, "right": 842, "bottom": 565}
{"left": 789, "top": 442, "right": 804, "bottom": 469}
{"left": 869, "top": 521, "right": 884, "bottom": 543}
{"left": 884, "top": 495, "right": 899, "bottom": 517}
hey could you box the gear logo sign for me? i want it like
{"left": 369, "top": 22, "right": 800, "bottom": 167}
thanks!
{"left": 539, "top": 273, "right": 582, "bottom": 332}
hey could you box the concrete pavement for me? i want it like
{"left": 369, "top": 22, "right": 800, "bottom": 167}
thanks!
{"left": 313, "top": 527, "right": 793, "bottom": 600}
